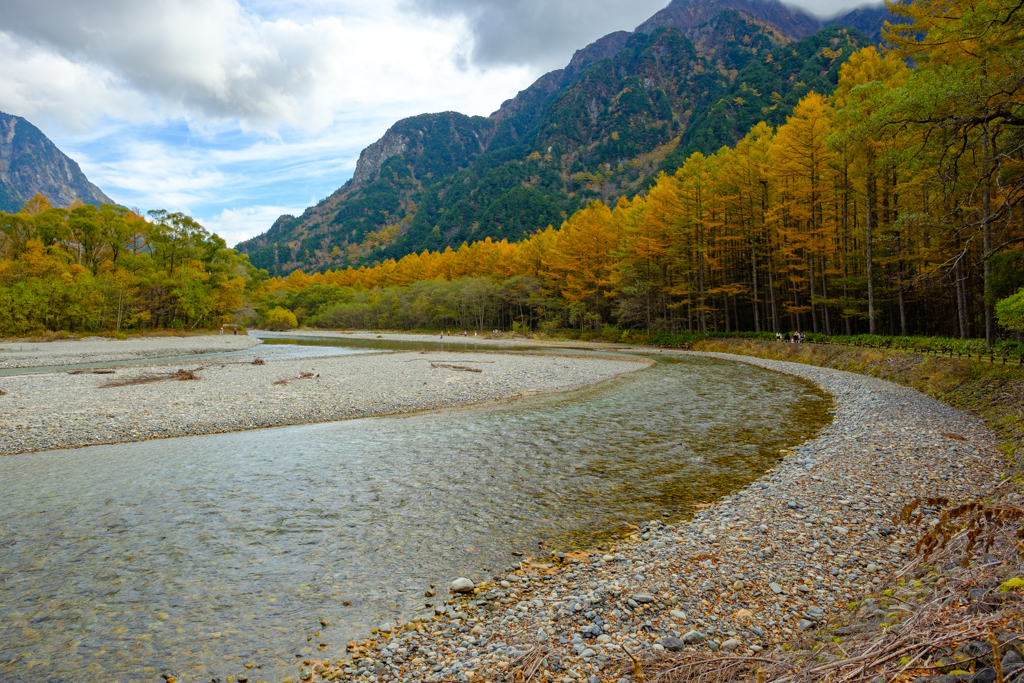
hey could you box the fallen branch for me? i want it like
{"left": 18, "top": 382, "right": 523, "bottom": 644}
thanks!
{"left": 431, "top": 363, "right": 483, "bottom": 373}
{"left": 100, "top": 368, "right": 200, "bottom": 387}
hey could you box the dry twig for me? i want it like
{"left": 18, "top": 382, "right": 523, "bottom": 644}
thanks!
{"left": 506, "top": 644, "right": 548, "bottom": 682}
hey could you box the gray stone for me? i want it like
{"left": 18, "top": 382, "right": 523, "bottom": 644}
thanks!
{"left": 658, "top": 637, "right": 685, "bottom": 652}
{"left": 721, "top": 639, "right": 741, "bottom": 651}
{"left": 633, "top": 593, "right": 656, "bottom": 604}
{"left": 969, "top": 668, "right": 997, "bottom": 683}
{"left": 451, "top": 578, "right": 475, "bottom": 593}
{"left": 1003, "top": 651, "right": 1023, "bottom": 668}
{"left": 769, "top": 582, "right": 783, "bottom": 594}
{"left": 797, "top": 619, "right": 814, "bottom": 631}
{"left": 669, "top": 609, "right": 687, "bottom": 620}
{"left": 683, "top": 630, "right": 705, "bottom": 644}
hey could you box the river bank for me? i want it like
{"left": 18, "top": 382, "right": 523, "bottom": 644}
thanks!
{"left": 0, "top": 344, "right": 649, "bottom": 455}
{"left": 294, "top": 352, "right": 1004, "bottom": 683}
{"left": 0, "top": 334, "right": 261, "bottom": 369}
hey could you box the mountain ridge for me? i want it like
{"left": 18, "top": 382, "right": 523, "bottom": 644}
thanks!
{"left": 239, "top": 0, "right": 898, "bottom": 275}
{"left": 0, "top": 111, "right": 115, "bottom": 213}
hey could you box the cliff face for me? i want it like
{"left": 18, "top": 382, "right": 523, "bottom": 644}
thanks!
{"left": 0, "top": 112, "right": 115, "bottom": 213}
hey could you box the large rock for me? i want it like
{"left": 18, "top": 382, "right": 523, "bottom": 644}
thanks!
{"left": 682, "top": 630, "right": 705, "bottom": 644}
{"left": 658, "top": 637, "right": 685, "bottom": 652}
{"left": 451, "top": 578, "right": 475, "bottom": 593}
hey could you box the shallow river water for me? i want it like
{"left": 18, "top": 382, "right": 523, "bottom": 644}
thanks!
{"left": 0, "top": 347, "right": 830, "bottom": 682}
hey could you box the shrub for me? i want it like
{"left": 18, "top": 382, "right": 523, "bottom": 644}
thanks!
{"left": 263, "top": 306, "right": 298, "bottom": 331}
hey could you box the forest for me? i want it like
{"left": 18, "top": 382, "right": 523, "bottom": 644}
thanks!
{"left": 1, "top": 0, "right": 1021, "bottom": 349}
{"left": 256, "top": 0, "right": 1024, "bottom": 349}
{"left": 0, "top": 195, "right": 260, "bottom": 336}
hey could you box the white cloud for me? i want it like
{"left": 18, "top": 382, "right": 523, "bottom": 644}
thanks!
{"left": 0, "top": 0, "right": 533, "bottom": 131}
{"left": 0, "top": 0, "right": 888, "bottom": 245}
{"left": 206, "top": 205, "right": 308, "bottom": 246}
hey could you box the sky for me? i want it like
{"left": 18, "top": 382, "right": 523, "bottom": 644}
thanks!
{"left": 0, "top": 0, "right": 878, "bottom": 246}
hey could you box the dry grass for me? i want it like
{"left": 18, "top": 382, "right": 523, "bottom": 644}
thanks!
{"left": 99, "top": 368, "right": 201, "bottom": 388}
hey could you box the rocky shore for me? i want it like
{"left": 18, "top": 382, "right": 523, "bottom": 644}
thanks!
{"left": 0, "top": 334, "right": 260, "bottom": 369}
{"left": 0, "top": 347, "right": 649, "bottom": 455}
{"left": 290, "top": 352, "right": 1003, "bottom": 683}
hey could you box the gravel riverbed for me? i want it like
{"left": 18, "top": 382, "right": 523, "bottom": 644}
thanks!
{"left": 0, "top": 335, "right": 260, "bottom": 369}
{"left": 293, "top": 351, "right": 1003, "bottom": 683}
{"left": 0, "top": 348, "right": 649, "bottom": 455}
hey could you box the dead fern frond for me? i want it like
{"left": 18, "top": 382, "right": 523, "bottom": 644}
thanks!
{"left": 899, "top": 497, "right": 1024, "bottom": 564}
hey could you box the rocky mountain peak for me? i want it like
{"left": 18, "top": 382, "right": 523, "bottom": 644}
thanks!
{"left": 0, "top": 111, "right": 115, "bottom": 213}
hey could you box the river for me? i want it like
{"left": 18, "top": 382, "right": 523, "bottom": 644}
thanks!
{"left": 0, "top": 340, "right": 829, "bottom": 682}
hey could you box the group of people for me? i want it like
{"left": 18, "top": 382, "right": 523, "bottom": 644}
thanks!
{"left": 439, "top": 330, "right": 479, "bottom": 339}
{"left": 776, "top": 331, "right": 806, "bottom": 343}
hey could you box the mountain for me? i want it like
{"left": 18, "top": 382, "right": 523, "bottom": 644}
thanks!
{"left": 0, "top": 112, "right": 115, "bottom": 213}
{"left": 237, "top": 0, "right": 898, "bottom": 276}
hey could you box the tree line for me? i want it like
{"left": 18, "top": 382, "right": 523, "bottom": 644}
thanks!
{"left": 0, "top": 195, "right": 260, "bottom": 336}
{"left": 259, "top": 0, "right": 1024, "bottom": 347}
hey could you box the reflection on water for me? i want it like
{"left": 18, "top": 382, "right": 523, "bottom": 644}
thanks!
{"left": 0, "top": 354, "right": 830, "bottom": 682}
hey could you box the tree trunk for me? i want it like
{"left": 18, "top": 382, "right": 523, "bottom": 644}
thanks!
{"left": 983, "top": 131, "right": 994, "bottom": 348}
{"left": 955, "top": 254, "right": 970, "bottom": 339}
{"left": 866, "top": 157, "right": 877, "bottom": 335}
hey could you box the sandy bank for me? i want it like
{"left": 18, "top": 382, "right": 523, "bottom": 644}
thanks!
{"left": 0, "top": 348, "right": 649, "bottom": 455}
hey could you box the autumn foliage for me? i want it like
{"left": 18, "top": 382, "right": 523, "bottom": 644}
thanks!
{"left": 262, "top": 0, "right": 1024, "bottom": 344}
{"left": 0, "top": 198, "right": 258, "bottom": 336}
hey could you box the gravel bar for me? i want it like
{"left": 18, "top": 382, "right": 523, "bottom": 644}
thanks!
{"left": 0, "top": 349, "right": 649, "bottom": 455}
{"left": 0, "top": 335, "right": 260, "bottom": 369}
{"left": 300, "top": 351, "right": 1002, "bottom": 683}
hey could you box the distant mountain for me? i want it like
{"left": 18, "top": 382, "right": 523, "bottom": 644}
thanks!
{"left": 238, "top": 0, "right": 899, "bottom": 276}
{"left": 0, "top": 111, "right": 115, "bottom": 213}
